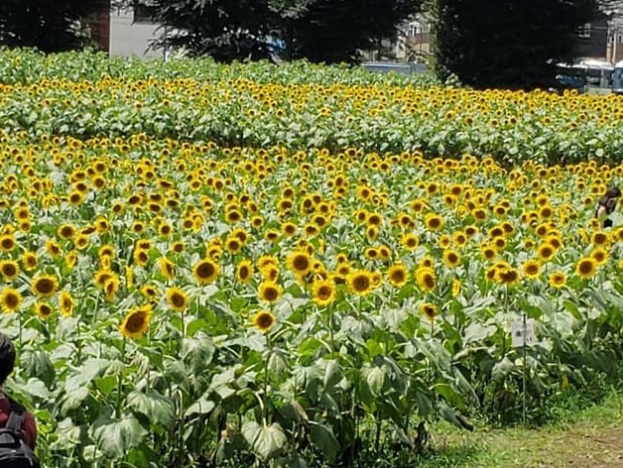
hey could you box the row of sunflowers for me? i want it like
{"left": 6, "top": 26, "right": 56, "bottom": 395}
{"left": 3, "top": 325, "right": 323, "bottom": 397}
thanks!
{"left": 0, "top": 122, "right": 622, "bottom": 465}
{"left": 0, "top": 50, "right": 620, "bottom": 164}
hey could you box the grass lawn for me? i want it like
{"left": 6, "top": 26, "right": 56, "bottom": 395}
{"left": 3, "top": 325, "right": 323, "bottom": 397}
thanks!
{"left": 423, "top": 392, "right": 623, "bottom": 467}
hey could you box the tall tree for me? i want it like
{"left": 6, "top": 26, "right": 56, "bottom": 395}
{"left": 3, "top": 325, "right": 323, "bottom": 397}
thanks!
{"left": 152, "top": 0, "right": 422, "bottom": 63}
{"left": 0, "top": 0, "right": 108, "bottom": 52}
{"left": 151, "top": 0, "right": 274, "bottom": 61}
{"left": 272, "top": 0, "right": 421, "bottom": 63}
{"left": 432, "top": 0, "right": 599, "bottom": 89}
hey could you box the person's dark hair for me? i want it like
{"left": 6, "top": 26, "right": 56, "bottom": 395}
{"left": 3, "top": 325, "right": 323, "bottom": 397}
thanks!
{"left": 0, "top": 333, "right": 16, "bottom": 386}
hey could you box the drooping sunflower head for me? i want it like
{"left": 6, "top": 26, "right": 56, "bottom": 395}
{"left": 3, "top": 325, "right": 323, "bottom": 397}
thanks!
{"left": 159, "top": 257, "right": 176, "bottom": 280}
{"left": 119, "top": 305, "right": 152, "bottom": 339}
{"left": 419, "top": 302, "right": 438, "bottom": 321}
{"left": 59, "top": 291, "right": 74, "bottom": 317}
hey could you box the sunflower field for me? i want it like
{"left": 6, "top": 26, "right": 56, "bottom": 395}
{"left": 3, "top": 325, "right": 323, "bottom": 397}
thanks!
{"left": 2, "top": 49, "right": 623, "bottom": 467}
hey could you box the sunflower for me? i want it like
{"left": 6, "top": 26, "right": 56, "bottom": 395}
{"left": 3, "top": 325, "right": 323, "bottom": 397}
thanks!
{"left": 312, "top": 279, "right": 336, "bottom": 306}
{"left": 258, "top": 281, "right": 282, "bottom": 303}
{"left": 192, "top": 258, "right": 220, "bottom": 285}
{"left": 286, "top": 251, "right": 312, "bottom": 276}
{"left": 231, "top": 260, "right": 253, "bottom": 284}
{"left": 57, "top": 224, "right": 76, "bottom": 240}
{"left": 591, "top": 231, "right": 609, "bottom": 247}
{"left": 418, "top": 256, "right": 435, "bottom": 269}
{"left": 265, "top": 230, "right": 281, "bottom": 242}
{"left": 419, "top": 302, "right": 438, "bottom": 321}
{"left": 0, "top": 234, "right": 16, "bottom": 252}
{"left": 224, "top": 236, "right": 243, "bottom": 254}
{"left": 536, "top": 243, "right": 555, "bottom": 262}
{"left": 401, "top": 233, "right": 419, "bottom": 251}
{"left": 387, "top": 263, "right": 409, "bottom": 287}
{"left": 73, "top": 234, "right": 89, "bottom": 251}
{"left": 590, "top": 247, "right": 608, "bottom": 266}
{"left": 59, "top": 291, "right": 74, "bottom": 317}
{"left": 496, "top": 267, "right": 520, "bottom": 286}
{"left": 347, "top": 269, "right": 374, "bottom": 296}
{"left": 576, "top": 257, "right": 597, "bottom": 279}
{"left": 416, "top": 268, "right": 436, "bottom": 292}
{"left": 140, "top": 284, "right": 159, "bottom": 301}
{"left": 166, "top": 287, "right": 189, "bottom": 312}
{"left": 45, "top": 240, "right": 61, "bottom": 258}
{"left": 94, "top": 269, "right": 115, "bottom": 289}
{"left": 521, "top": 259, "right": 541, "bottom": 280}
{"left": 159, "top": 257, "right": 176, "bottom": 280}
{"left": 548, "top": 271, "right": 567, "bottom": 289}
{"left": 424, "top": 213, "right": 444, "bottom": 231}
{"left": 480, "top": 245, "right": 497, "bottom": 261}
{"left": 365, "top": 226, "right": 378, "bottom": 241}
{"left": 364, "top": 248, "right": 379, "bottom": 260}
{"left": 34, "top": 301, "right": 53, "bottom": 319}
{"left": 119, "top": 305, "right": 152, "bottom": 339}
{"left": 0, "top": 261, "right": 19, "bottom": 281}
{"left": 104, "top": 277, "right": 119, "bottom": 302}
{"left": 21, "top": 251, "right": 37, "bottom": 272}
{"left": 131, "top": 247, "right": 149, "bottom": 266}
{"left": 253, "top": 310, "right": 276, "bottom": 333}
{"left": 452, "top": 279, "right": 462, "bottom": 297}
{"left": 442, "top": 249, "right": 461, "bottom": 268}
{"left": 0, "top": 287, "right": 22, "bottom": 313}
{"left": 98, "top": 244, "right": 115, "bottom": 259}
{"left": 32, "top": 275, "right": 58, "bottom": 297}
{"left": 67, "top": 190, "right": 84, "bottom": 206}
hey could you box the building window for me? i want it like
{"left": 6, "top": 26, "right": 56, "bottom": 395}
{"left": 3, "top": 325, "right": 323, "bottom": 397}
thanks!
{"left": 134, "top": 1, "right": 157, "bottom": 24}
{"left": 578, "top": 23, "right": 591, "bottom": 38}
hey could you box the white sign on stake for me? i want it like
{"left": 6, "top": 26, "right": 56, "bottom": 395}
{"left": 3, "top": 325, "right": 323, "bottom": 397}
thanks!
{"left": 511, "top": 318, "right": 537, "bottom": 348}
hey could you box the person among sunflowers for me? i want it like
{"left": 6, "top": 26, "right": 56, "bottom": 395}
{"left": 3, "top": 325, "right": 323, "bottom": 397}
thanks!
{"left": 0, "top": 332, "right": 39, "bottom": 465}
{"left": 595, "top": 186, "right": 622, "bottom": 228}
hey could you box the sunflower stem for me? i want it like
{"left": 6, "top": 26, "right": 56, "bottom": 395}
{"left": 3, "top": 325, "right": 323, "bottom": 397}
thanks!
{"left": 262, "top": 333, "right": 271, "bottom": 426}
{"left": 116, "top": 338, "right": 126, "bottom": 419}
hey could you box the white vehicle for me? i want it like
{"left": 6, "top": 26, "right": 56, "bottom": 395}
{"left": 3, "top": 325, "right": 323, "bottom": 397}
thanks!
{"left": 612, "top": 59, "right": 623, "bottom": 94}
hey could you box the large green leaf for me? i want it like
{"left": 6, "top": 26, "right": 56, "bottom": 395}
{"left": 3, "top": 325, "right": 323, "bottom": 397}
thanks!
{"left": 91, "top": 416, "right": 147, "bottom": 459}
{"left": 126, "top": 390, "right": 176, "bottom": 429}
{"left": 309, "top": 422, "right": 340, "bottom": 462}
{"left": 241, "top": 421, "right": 287, "bottom": 460}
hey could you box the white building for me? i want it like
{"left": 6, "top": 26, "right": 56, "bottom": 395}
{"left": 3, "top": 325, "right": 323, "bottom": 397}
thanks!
{"left": 109, "top": 7, "right": 162, "bottom": 59}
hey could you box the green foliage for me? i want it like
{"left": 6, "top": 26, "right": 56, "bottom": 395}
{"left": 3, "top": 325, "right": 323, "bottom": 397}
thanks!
{"left": 0, "top": 0, "right": 105, "bottom": 53}
{"left": 151, "top": 0, "right": 422, "bottom": 63}
{"left": 431, "top": 0, "right": 599, "bottom": 89}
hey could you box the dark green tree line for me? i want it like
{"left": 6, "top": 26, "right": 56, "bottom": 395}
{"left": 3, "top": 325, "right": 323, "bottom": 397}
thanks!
{"left": 151, "top": 0, "right": 422, "bottom": 63}
{"left": 0, "top": 0, "right": 108, "bottom": 52}
{"left": 431, "top": 0, "right": 600, "bottom": 89}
